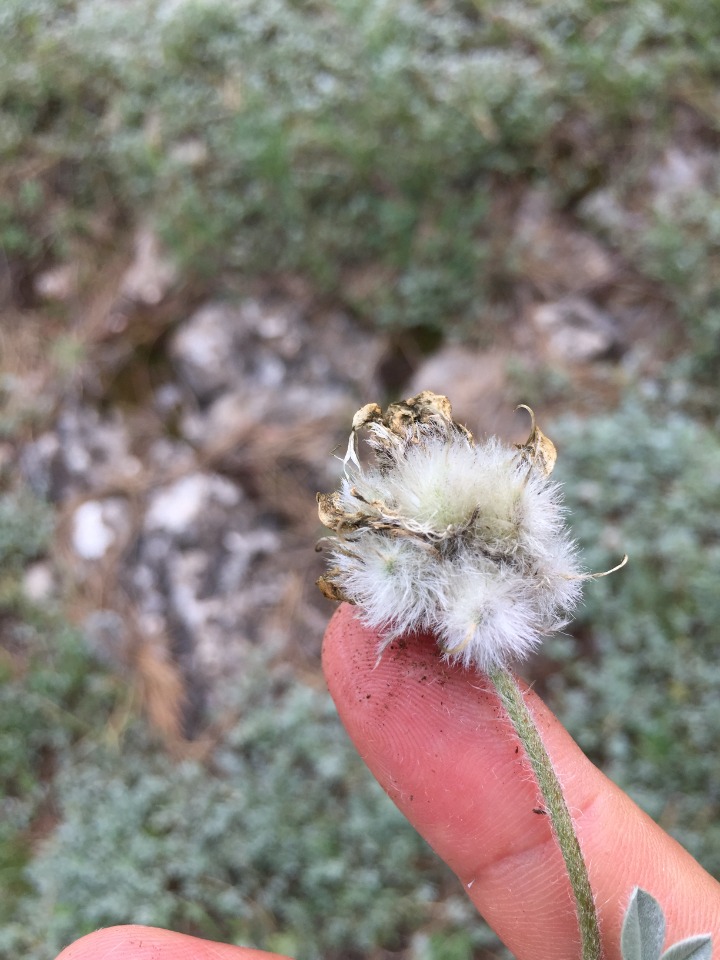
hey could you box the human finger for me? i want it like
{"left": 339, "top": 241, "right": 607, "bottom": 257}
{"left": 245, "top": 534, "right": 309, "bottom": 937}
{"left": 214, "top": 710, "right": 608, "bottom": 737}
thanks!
{"left": 55, "top": 925, "right": 290, "bottom": 960}
{"left": 323, "top": 603, "right": 720, "bottom": 960}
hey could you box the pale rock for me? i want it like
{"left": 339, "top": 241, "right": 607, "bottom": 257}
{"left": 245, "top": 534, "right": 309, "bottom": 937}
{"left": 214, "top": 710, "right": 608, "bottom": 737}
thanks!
{"left": 531, "top": 297, "right": 620, "bottom": 363}
{"left": 23, "top": 561, "right": 56, "bottom": 602}
{"left": 168, "top": 138, "right": 209, "bottom": 168}
{"left": 120, "top": 225, "right": 178, "bottom": 305}
{"left": 169, "top": 303, "right": 247, "bottom": 402}
{"left": 72, "top": 498, "right": 129, "bottom": 560}
{"left": 179, "top": 389, "right": 268, "bottom": 449}
{"left": 35, "top": 263, "right": 78, "bottom": 302}
{"left": 515, "top": 189, "right": 615, "bottom": 293}
{"left": 21, "top": 407, "right": 135, "bottom": 501}
{"left": 579, "top": 188, "right": 639, "bottom": 235}
{"left": 650, "top": 146, "right": 714, "bottom": 207}
{"left": 145, "top": 473, "right": 242, "bottom": 535}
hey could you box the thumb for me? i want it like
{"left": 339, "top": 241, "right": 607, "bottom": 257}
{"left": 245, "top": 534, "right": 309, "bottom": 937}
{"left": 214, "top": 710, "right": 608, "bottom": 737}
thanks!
{"left": 54, "top": 926, "right": 288, "bottom": 960}
{"left": 322, "top": 604, "right": 720, "bottom": 960}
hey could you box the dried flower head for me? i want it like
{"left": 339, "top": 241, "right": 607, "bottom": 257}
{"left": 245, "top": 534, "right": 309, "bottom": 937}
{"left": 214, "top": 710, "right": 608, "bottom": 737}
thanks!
{"left": 317, "top": 391, "right": 591, "bottom": 672}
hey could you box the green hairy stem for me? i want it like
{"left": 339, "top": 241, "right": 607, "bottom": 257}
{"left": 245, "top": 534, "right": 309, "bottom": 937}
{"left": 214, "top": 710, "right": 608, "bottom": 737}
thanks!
{"left": 489, "top": 666, "right": 603, "bottom": 960}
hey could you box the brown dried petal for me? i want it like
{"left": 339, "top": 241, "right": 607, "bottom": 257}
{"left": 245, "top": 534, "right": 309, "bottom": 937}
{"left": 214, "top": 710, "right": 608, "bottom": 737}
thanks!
{"left": 384, "top": 391, "right": 449, "bottom": 436}
{"left": 407, "top": 390, "right": 454, "bottom": 421}
{"left": 316, "top": 572, "right": 350, "bottom": 603}
{"left": 515, "top": 404, "right": 557, "bottom": 477}
{"left": 316, "top": 491, "right": 368, "bottom": 533}
{"left": 351, "top": 402, "right": 383, "bottom": 432}
{"left": 316, "top": 492, "right": 345, "bottom": 530}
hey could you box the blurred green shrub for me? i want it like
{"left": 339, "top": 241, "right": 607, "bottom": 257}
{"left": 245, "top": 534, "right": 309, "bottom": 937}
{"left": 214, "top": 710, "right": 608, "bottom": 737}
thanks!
{"left": 0, "top": 490, "right": 53, "bottom": 572}
{"left": 550, "top": 397, "right": 720, "bottom": 877}
{"left": 0, "top": 495, "right": 119, "bottom": 937}
{"left": 3, "top": 663, "right": 493, "bottom": 960}
{"left": 636, "top": 192, "right": 720, "bottom": 383}
{"left": 0, "top": 617, "right": 115, "bottom": 912}
{"left": 3, "top": 0, "right": 719, "bottom": 333}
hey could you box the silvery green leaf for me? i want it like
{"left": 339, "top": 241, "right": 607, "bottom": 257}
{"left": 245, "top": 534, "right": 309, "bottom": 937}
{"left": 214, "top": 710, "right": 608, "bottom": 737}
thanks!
{"left": 661, "top": 935, "right": 713, "bottom": 960}
{"left": 622, "top": 888, "right": 666, "bottom": 960}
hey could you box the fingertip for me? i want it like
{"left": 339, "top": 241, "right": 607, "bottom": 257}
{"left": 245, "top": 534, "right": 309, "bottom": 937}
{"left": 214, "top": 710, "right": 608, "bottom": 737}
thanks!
{"left": 321, "top": 604, "right": 720, "bottom": 960}
{"left": 322, "top": 605, "right": 580, "bottom": 957}
{"left": 54, "top": 926, "right": 288, "bottom": 960}
{"left": 321, "top": 602, "right": 373, "bottom": 688}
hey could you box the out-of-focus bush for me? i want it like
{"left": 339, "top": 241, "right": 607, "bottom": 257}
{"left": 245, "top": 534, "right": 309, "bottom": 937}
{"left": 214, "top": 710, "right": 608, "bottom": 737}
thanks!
{"left": 0, "top": 490, "right": 120, "bottom": 933}
{"left": 550, "top": 398, "right": 720, "bottom": 877}
{"left": 3, "top": 662, "right": 492, "bottom": 960}
{"left": 0, "top": 491, "right": 53, "bottom": 572}
{"left": 634, "top": 192, "right": 720, "bottom": 386}
{"left": 3, "top": 0, "right": 720, "bottom": 338}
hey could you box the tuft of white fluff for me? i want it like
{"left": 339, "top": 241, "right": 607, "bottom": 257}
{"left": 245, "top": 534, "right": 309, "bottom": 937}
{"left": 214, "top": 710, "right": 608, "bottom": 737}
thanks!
{"left": 317, "top": 394, "right": 584, "bottom": 673}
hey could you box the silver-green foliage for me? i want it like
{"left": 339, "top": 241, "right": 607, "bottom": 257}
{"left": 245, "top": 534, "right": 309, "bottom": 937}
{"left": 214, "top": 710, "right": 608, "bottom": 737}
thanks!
{"left": 0, "top": 491, "right": 53, "bottom": 569}
{"left": 550, "top": 398, "right": 720, "bottom": 877}
{"left": 0, "top": 606, "right": 120, "bottom": 934}
{"left": 0, "top": 490, "right": 74, "bottom": 853}
{"left": 4, "top": 665, "right": 488, "bottom": 960}
{"left": 621, "top": 888, "right": 711, "bottom": 960}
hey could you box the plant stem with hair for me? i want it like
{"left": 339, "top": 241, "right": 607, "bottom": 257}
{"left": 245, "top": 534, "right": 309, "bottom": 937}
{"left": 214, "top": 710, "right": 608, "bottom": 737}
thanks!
{"left": 489, "top": 665, "right": 603, "bottom": 960}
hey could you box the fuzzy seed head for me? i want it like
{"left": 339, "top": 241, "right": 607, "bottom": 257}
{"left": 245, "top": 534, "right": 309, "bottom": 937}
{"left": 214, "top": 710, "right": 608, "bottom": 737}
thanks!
{"left": 317, "top": 392, "right": 584, "bottom": 672}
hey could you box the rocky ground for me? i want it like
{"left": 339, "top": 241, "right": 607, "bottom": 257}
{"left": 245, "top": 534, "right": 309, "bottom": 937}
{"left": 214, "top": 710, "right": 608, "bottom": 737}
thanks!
{"left": 4, "top": 179, "right": 685, "bottom": 745}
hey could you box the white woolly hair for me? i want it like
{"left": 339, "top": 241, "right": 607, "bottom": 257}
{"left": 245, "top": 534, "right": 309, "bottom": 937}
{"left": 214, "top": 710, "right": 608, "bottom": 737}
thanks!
{"left": 324, "top": 427, "right": 584, "bottom": 672}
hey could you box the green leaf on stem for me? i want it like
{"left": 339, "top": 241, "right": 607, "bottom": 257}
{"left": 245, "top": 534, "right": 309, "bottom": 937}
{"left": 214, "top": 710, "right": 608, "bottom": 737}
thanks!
{"left": 621, "top": 888, "right": 713, "bottom": 960}
{"left": 661, "top": 936, "right": 713, "bottom": 960}
{"left": 621, "top": 888, "right": 665, "bottom": 960}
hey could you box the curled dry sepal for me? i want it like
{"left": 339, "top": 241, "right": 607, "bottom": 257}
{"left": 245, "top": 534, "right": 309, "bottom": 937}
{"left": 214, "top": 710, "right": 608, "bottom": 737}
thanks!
{"left": 621, "top": 887, "right": 712, "bottom": 960}
{"left": 316, "top": 391, "right": 621, "bottom": 672}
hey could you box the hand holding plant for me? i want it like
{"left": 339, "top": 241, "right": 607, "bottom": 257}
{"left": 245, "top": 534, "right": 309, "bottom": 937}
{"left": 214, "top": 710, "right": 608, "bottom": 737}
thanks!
{"left": 55, "top": 609, "right": 720, "bottom": 960}
{"left": 54, "top": 394, "right": 719, "bottom": 960}
{"left": 317, "top": 391, "right": 628, "bottom": 957}
{"left": 324, "top": 606, "right": 719, "bottom": 959}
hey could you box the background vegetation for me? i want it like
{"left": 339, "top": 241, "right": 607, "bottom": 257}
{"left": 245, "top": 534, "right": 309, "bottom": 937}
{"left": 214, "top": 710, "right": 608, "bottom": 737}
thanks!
{"left": 3, "top": 0, "right": 720, "bottom": 352}
{"left": 1, "top": 1, "right": 719, "bottom": 958}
